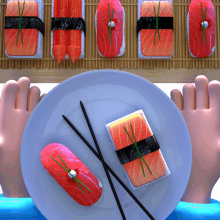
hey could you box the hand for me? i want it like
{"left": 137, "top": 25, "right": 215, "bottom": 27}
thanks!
{"left": 171, "top": 75, "right": 220, "bottom": 204}
{"left": 0, "top": 77, "right": 46, "bottom": 198}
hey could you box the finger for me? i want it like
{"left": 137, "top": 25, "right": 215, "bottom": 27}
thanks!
{"left": 27, "top": 86, "right": 41, "bottom": 112}
{"left": 208, "top": 80, "right": 220, "bottom": 110}
{"left": 170, "top": 89, "right": 183, "bottom": 111}
{"left": 1, "top": 80, "right": 18, "bottom": 109}
{"left": 39, "top": 93, "right": 47, "bottom": 102}
{"left": 195, "top": 75, "right": 209, "bottom": 109}
{"left": 15, "top": 77, "right": 31, "bottom": 110}
{"left": 183, "top": 83, "right": 196, "bottom": 110}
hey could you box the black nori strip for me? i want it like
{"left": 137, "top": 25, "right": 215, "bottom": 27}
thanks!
{"left": 137, "top": 17, "right": 173, "bottom": 35}
{"left": 4, "top": 16, "right": 45, "bottom": 36}
{"left": 51, "top": 17, "right": 86, "bottom": 36}
{"left": 116, "top": 135, "right": 160, "bottom": 165}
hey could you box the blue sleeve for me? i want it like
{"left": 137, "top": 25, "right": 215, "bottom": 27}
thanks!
{"left": 166, "top": 199, "right": 220, "bottom": 220}
{"left": 1, "top": 194, "right": 220, "bottom": 220}
{"left": 0, "top": 195, "right": 46, "bottom": 220}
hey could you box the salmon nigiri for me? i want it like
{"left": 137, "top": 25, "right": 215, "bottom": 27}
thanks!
{"left": 5, "top": 0, "right": 45, "bottom": 58}
{"left": 109, "top": 113, "right": 166, "bottom": 187}
{"left": 137, "top": 1, "right": 173, "bottom": 58}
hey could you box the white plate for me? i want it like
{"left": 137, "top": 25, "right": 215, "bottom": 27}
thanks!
{"left": 21, "top": 70, "right": 192, "bottom": 220}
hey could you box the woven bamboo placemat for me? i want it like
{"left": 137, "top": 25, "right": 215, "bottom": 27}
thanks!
{"left": 0, "top": 0, "right": 219, "bottom": 69}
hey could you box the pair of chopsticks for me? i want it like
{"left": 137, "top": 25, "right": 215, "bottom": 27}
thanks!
{"left": 62, "top": 101, "right": 155, "bottom": 220}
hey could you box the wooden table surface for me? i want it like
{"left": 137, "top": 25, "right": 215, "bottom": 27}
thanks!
{"left": 0, "top": 68, "right": 220, "bottom": 83}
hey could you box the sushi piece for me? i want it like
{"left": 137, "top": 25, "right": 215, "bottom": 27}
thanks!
{"left": 187, "top": 0, "right": 215, "bottom": 58}
{"left": 137, "top": 0, "right": 173, "bottom": 59}
{"left": 51, "top": 0, "right": 86, "bottom": 63}
{"left": 52, "top": 0, "right": 68, "bottom": 63}
{"left": 95, "top": 0, "right": 125, "bottom": 58}
{"left": 106, "top": 110, "right": 169, "bottom": 188}
{"left": 67, "top": 0, "right": 82, "bottom": 63}
{"left": 40, "top": 143, "right": 102, "bottom": 206}
{"left": 4, "top": 0, "right": 45, "bottom": 58}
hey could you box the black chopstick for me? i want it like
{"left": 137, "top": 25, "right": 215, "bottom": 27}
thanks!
{"left": 62, "top": 116, "right": 155, "bottom": 220}
{"left": 79, "top": 101, "right": 126, "bottom": 220}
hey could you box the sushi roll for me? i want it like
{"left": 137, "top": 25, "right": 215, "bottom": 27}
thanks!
{"left": 4, "top": 0, "right": 45, "bottom": 58}
{"left": 106, "top": 110, "right": 170, "bottom": 189}
{"left": 95, "top": 0, "right": 125, "bottom": 58}
{"left": 137, "top": 0, "right": 173, "bottom": 59}
{"left": 187, "top": 0, "right": 215, "bottom": 58}
{"left": 41, "top": 143, "right": 102, "bottom": 206}
{"left": 51, "top": 0, "right": 86, "bottom": 63}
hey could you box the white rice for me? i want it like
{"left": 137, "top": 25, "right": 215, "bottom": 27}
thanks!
{"left": 51, "top": 0, "right": 85, "bottom": 59}
{"left": 5, "top": 0, "right": 44, "bottom": 58}
{"left": 137, "top": 0, "right": 173, "bottom": 59}
{"left": 95, "top": 2, "right": 125, "bottom": 57}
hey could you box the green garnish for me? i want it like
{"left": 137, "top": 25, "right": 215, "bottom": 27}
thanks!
{"left": 59, "top": 155, "right": 70, "bottom": 171}
{"left": 201, "top": 2, "right": 207, "bottom": 46}
{"left": 107, "top": 2, "right": 114, "bottom": 45}
{"left": 50, "top": 155, "right": 69, "bottom": 172}
{"left": 50, "top": 155, "right": 92, "bottom": 194}
{"left": 153, "top": 1, "right": 161, "bottom": 45}
{"left": 16, "top": 1, "right": 25, "bottom": 45}
{"left": 124, "top": 126, "right": 145, "bottom": 176}
{"left": 124, "top": 124, "right": 152, "bottom": 177}
{"left": 130, "top": 124, "right": 152, "bottom": 175}
{"left": 74, "top": 178, "right": 92, "bottom": 193}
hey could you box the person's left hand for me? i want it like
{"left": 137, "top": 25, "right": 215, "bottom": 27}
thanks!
{"left": 171, "top": 75, "right": 220, "bottom": 204}
{"left": 0, "top": 77, "right": 46, "bottom": 197}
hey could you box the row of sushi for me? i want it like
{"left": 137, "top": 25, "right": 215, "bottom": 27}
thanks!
{"left": 41, "top": 110, "right": 170, "bottom": 206}
{"left": 4, "top": 0, "right": 215, "bottom": 63}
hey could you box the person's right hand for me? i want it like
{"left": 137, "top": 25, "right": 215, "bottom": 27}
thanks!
{"left": 0, "top": 77, "right": 46, "bottom": 197}
{"left": 171, "top": 75, "right": 220, "bottom": 204}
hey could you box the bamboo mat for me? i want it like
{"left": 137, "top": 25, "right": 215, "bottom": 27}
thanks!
{"left": 0, "top": 0, "right": 220, "bottom": 69}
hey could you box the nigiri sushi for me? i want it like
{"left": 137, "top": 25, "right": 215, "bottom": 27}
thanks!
{"left": 106, "top": 110, "right": 169, "bottom": 188}
{"left": 67, "top": 0, "right": 84, "bottom": 63}
{"left": 187, "top": 0, "right": 215, "bottom": 58}
{"left": 95, "top": 0, "right": 125, "bottom": 58}
{"left": 52, "top": 0, "right": 68, "bottom": 63}
{"left": 51, "top": 0, "right": 86, "bottom": 63}
{"left": 137, "top": 0, "right": 173, "bottom": 59}
{"left": 41, "top": 143, "right": 102, "bottom": 206}
{"left": 4, "top": 0, "right": 45, "bottom": 58}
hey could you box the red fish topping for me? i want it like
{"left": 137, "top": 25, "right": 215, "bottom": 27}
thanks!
{"left": 188, "top": 0, "right": 215, "bottom": 58}
{"left": 40, "top": 143, "right": 102, "bottom": 206}
{"left": 96, "top": 0, "right": 123, "bottom": 57}
{"left": 52, "top": 0, "right": 68, "bottom": 63}
{"left": 67, "top": 0, "right": 82, "bottom": 63}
